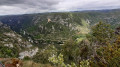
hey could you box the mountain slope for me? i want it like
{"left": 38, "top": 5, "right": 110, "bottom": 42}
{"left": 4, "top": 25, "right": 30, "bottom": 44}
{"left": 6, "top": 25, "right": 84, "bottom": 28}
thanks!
{"left": 0, "top": 9, "right": 120, "bottom": 46}
{"left": 0, "top": 22, "right": 38, "bottom": 59}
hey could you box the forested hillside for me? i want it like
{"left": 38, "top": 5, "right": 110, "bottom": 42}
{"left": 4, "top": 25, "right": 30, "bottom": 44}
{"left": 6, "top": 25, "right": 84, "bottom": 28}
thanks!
{"left": 0, "top": 9, "right": 120, "bottom": 67}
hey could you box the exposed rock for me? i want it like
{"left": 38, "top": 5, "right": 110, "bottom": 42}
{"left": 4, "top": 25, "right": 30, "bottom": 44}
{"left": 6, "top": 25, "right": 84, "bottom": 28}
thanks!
{"left": 47, "top": 18, "right": 51, "bottom": 23}
{"left": 4, "top": 43, "right": 13, "bottom": 48}
{"left": 4, "top": 33, "right": 16, "bottom": 37}
{"left": 19, "top": 48, "right": 39, "bottom": 59}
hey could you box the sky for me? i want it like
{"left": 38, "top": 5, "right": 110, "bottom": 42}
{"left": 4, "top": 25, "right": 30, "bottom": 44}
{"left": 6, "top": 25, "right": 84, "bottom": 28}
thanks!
{"left": 0, "top": 0, "right": 120, "bottom": 15}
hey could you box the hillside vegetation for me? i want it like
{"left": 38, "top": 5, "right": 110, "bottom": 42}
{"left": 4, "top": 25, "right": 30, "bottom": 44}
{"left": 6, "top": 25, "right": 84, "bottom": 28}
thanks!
{"left": 0, "top": 9, "right": 120, "bottom": 67}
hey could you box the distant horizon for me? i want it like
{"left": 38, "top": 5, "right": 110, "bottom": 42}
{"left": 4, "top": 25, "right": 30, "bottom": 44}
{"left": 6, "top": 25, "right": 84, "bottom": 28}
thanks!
{"left": 0, "top": 8, "right": 120, "bottom": 16}
{"left": 0, "top": 0, "right": 120, "bottom": 15}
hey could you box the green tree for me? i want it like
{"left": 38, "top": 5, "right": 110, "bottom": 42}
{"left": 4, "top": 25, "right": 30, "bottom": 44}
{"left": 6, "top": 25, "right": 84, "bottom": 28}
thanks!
{"left": 61, "top": 39, "right": 92, "bottom": 66}
{"left": 87, "top": 22, "right": 120, "bottom": 67}
{"left": 91, "top": 22, "right": 115, "bottom": 45}
{"left": 48, "top": 53, "right": 90, "bottom": 67}
{"left": 61, "top": 39, "right": 77, "bottom": 63}
{"left": 32, "top": 45, "right": 57, "bottom": 63}
{"left": 80, "top": 60, "right": 90, "bottom": 67}
{"left": 0, "top": 46, "right": 18, "bottom": 58}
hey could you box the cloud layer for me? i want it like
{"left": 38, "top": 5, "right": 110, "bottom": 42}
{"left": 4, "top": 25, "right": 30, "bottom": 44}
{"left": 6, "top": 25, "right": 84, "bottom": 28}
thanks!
{"left": 0, "top": 0, "right": 120, "bottom": 15}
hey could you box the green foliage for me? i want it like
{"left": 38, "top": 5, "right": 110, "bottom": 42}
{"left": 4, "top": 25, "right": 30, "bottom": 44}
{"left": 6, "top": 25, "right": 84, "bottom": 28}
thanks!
{"left": 33, "top": 45, "right": 57, "bottom": 63}
{"left": 61, "top": 39, "right": 77, "bottom": 63}
{"left": 91, "top": 42, "right": 120, "bottom": 67}
{"left": 91, "top": 22, "right": 115, "bottom": 45}
{"left": 48, "top": 53, "right": 77, "bottom": 67}
{"left": 61, "top": 39, "right": 92, "bottom": 66}
{"left": 80, "top": 60, "right": 90, "bottom": 67}
{"left": 89, "top": 23, "right": 120, "bottom": 67}
{"left": 23, "top": 56, "right": 31, "bottom": 60}
{"left": 116, "top": 35, "right": 120, "bottom": 44}
{"left": 48, "top": 53, "right": 91, "bottom": 67}
{"left": 0, "top": 46, "right": 18, "bottom": 58}
{"left": 0, "top": 11, "right": 120, "bottom": 67}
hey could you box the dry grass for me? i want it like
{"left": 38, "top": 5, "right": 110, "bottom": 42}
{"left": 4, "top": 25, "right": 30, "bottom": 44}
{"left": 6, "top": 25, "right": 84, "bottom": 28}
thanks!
{"left": 23, "top": 60, "right": 53, "bottom": 67}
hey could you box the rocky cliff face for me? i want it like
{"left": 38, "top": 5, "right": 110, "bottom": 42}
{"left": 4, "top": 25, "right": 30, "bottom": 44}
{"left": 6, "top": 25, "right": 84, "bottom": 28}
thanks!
{"left": 0, "top": 22, "right": 37, "bottom": 59}
{"left": 0, "top": 13, "right": 91, "bottom": 46}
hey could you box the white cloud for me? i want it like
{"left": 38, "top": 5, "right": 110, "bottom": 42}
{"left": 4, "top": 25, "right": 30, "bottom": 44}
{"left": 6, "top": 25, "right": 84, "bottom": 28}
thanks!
{"left": 0, "top": 0, "right": 120, "bottom": 15}
{"left": 56, "top": 0, "right": 120, "bottom": 11}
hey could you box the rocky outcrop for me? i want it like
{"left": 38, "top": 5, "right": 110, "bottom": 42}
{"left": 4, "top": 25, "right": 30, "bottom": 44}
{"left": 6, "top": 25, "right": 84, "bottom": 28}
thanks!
{"left": 19, "top": 48, "right": 39, "bottom": 59}
{"left": 0, "top": 23, "right": 36, "bottom": 58}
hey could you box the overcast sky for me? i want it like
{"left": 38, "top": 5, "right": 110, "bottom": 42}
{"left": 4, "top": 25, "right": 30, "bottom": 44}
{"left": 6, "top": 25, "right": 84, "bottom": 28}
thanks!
{"left": 0, "top": 0, "right": 120, "bottom": 15}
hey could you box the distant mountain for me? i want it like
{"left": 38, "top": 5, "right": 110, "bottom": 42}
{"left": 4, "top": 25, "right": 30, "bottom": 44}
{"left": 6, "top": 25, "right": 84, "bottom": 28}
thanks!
{"left": 0, "top": 9, "right": 120, "bottom": 46}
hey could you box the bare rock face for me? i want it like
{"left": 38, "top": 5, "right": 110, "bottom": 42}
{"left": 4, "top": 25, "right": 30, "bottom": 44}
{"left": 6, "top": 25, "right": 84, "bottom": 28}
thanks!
{"left": 4, "top": 32, "right": 16, "bottom": 37}
{"left": 0, "top": 23, "right": 37, "bottom": 59}
{"left": 19, "top": 48, "right": 39, "bottom": 59}
{"left": 47, "top": 18, "right": 51, "bottom": 23}
{"left": 2, "top": 32, "right": 33, "bottom": 49}
{"left": 4, "top": 43, "right": 13, "bottom": 48}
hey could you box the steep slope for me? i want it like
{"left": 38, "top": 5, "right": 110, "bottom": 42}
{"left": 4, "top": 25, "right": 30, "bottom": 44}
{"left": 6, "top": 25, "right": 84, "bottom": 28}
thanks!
{"left": 0, "top": 13, "right": 90, "bottom": 45}
{"left": 0, "top": 9, "right": 120, "bottom": 46}
{"left": 0, "top": 22, "right": 38, "bottom": 59}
